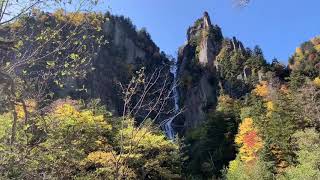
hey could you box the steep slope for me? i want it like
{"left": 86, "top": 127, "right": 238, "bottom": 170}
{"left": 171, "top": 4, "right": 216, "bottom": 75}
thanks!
{"left": 177, "top": 13, "right": 292, "bottom": 178}
{"left": 87, "top": 13, "right": 174, "bottom": 120}
{"left": 288, "top": 36, "right": 320, "bottom": 88}
{"left": 176, "top": 12, "right": 223, "bottom": 130}
{"left": 176, "top": 12, "right": 270, "bottom": 131}
{"left": 289, "top": 36, "right": 320, "bottom": 74}
{"left": 0, "top": 11, "right": 174, "bottom": 123}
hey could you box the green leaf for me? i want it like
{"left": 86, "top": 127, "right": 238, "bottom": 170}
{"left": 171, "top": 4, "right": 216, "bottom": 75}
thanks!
{"left": 70, "top": 53, "right": 79, "bottom": 60}
{"left": 64, "top": 62, "right": 69, "bottom": 68}
{"left": 46, "top": 61, "right": 56, "bottom": 68}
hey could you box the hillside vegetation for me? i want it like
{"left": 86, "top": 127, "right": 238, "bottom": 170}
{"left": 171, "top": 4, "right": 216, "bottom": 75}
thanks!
{"left": 0, "top": 3, "right": 319, "bottom": 180}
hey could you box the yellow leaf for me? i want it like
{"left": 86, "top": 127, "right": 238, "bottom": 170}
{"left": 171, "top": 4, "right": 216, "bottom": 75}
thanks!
{"left": 15, "top": 99, "right": 37, "bottom": 120}
{"left": 253, "top": 81, "right": 269, "bottom": 97}
{"left": 313, "top": 77, "right": 320, "bottom": 88}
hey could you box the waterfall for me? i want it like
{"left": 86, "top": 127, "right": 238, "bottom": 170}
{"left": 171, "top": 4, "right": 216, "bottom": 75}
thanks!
{"left": 163, "top": 62, "right": 179, "bottom": 140}
{"left": 164, "top": 118, "right": 175, "bottom": 139}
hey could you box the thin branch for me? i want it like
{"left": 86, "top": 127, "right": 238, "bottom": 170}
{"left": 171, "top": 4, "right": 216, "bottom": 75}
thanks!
{"left": 0, "top": 0, "right": 43, "bottom": 25}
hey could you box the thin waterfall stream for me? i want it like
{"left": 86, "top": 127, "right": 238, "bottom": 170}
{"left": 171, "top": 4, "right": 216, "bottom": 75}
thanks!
{"left": 163, "top": 63, "right": 179, "bottom": 140}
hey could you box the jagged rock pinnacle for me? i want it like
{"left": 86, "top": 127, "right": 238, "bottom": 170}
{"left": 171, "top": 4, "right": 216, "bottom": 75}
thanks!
{"left": 203, "top": 11, "right": 212, "bottom": 28}
{"left": 187, "top": 11, "right": 214, "bottom": 41}
{"left": 177, "top": 11, "right": 222, "bottom": 129}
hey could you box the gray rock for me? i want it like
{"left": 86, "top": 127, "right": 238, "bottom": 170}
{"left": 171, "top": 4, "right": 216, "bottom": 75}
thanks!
{"left": 182, "top": 74, "right": 217, "bottom": 129}
{"left": 104, "top": 20, "right": 146, "bottom": 63}
{"left": 237, "top": 74, "right": 244, "bottom": 81}
{"left": 258, "top": 70, "right": 265, "bottom": 82}
{"left": 198, "top": 35, "right": 215, "bottom": 66}
{"left": 177, "top": 12, "right": 222, "bottom": 130}
{"left": 243, "top": 66, "right": 252, "bottom": 81}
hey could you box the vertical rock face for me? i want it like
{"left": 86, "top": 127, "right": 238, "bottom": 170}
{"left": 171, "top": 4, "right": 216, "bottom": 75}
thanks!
{"left": 176, "top": 12, "right": 223, "bottom": 130}
{"left": 103, "top": 19, "right": 146, "bottom": 64}
{"left": 186, "top": 12, "right": 222, "bottom": 68}
{"left": 175, "top": 13, "right": 272, "bottom": 132}
{"left": 87, "top": 14, "right": 174, "bottom": 120}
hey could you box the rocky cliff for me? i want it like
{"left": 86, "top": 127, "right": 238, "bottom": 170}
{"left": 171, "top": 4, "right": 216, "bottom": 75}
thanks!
{"left": 2, "top": 10, "right": 283, "bottom": 132}
{"left": 2, "top": 12, "right": 174, "bottom": 122}
{"left": 87, "top": 14, "right": 174, "bottom": 121}
{"left": 176, "top": 12, "right": 223, "bottom": 130}
{"left": 175, "top": 12, "right": 271, "bottom": 132}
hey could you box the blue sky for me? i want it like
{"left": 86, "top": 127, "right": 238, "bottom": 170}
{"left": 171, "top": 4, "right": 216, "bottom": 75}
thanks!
{"left": 105, "top": 0, "right": 320, "bottom": 63}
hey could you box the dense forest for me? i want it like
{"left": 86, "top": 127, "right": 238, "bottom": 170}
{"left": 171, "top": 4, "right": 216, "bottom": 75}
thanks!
{"left": 0, "top": 0, "right": 319, "bottom": 179}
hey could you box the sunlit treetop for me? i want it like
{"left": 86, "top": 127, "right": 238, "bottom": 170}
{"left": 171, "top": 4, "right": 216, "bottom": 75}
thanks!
{"left": 265, "top": 101, "right": 274, "bottom": 118}
{"left": 266, "top": 101, "right": 274, "bottom": 112}
{"left": 51, "top": 9, "right": 105, "bottom": 27}
{"left": 49, "top": 102, "right": 111, "bottom": 131}
{"left": 253, "top": 81, "right": 269, "bottom": 97}
{"left": 313, "top": 77, "right": 320, "bottom": 88}
{"left": 289, "top": 36, "right": 320, "bottom": 76}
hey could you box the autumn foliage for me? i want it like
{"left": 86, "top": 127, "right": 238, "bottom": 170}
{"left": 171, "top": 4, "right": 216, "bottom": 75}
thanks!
{"left": 235, "top": 118, "right": 263, "bottom": 162}
{"left": 313, "top": 77, "right": 320, "bottom": 88}
{"left": 253, "top": 81, "right": 269, "bottom": 97}
{"left": 15, "top": 99, "right": 37, "bottom": 120}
